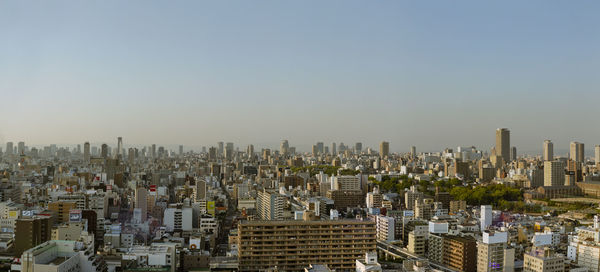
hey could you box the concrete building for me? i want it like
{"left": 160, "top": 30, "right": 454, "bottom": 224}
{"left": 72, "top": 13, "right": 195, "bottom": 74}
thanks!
{"left": 544, "top": 140, "right": 554, "bottom": 161}
{"left": 477, "top": 231, "right": 513, "bottom": 272}
{"left": 355, "top": 252, "right": 381, "bottom": 272}
{"left": 375, "top": 215, "right": 395, "bottom": 242}
{"left": 237, "top": 219, "right": 376, "bottom": 272}
{"left": 570, "top": 141, "right": 585, "bottom": 163}
{"left": 496, "top": 128, "right": 510, "bottom": 163}
{"left": 122, "top": 244, "right": 176, "bottom": 272}
{"left": 480, "top": 205, "right": 492, "bottom": 231}
{"left": 15, "top": 216, "right": 52, "bottom": 256}
{"left": 379, "top": 141, "right": 389, "bottom": 158}
{"left": 135, "top": 187, "right": 148, "bottom": 222}
{"left": 19, "top": 237, "right": 105, "bottom": 272}
{"left": 544, "top": 161, "right": 565, "bottom": 187}
{"left": 48, "top": 201, "right": 77, "bottom": 225}
{"left": 443, "top": 235, "right": 477, "bottom": 272}
{"left": 84, "top": 142, "right": 90, "bottom": 163}
{"left": 163, "top": 206, "right": 193, "bottom": 232}
{"left": 256, "top": 189, "right": 285, "bottom": 220}
{"left": 523, "top": 247, "right": 564, "bottom": 272}
{"left": 407, "top": 224, "right": 428, "bottom": 256}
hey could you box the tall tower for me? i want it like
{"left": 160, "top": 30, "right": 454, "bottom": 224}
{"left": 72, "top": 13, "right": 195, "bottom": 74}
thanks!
{"left": 495, "top": 128, "right": 510, "bottom": 163}
{"left": 101, "top": 144, "right": 108, "bottom": 159}
{"left": 543, "top": 140, "right": 553, "bottom": 161}
{"left": 17, "top": 141, "right": 25, "bottom": 155}
{"left": 331, "top": 142, "right": 337, "bottom": 155}
{"left": 570, "top": 141, "right": 584, "bottom": 162}
{"left": 84, "top": 142, "right": 91, "bottom": 163}
{"left": 135, "top": 187, "right": 148, "bottom": 222}
{"left": 595, "top": 145, "right": 600, "bottom": 165}
{"left": 179, "top": 145, "right": 184, "bottom": 156}
{"left": 544, "top": 160, "right": 565, "bottom": 187}
{"left": 116, "top": 137, "right": 123, "bottom": 158}
{"left": 379, "top": 141, "right": 389, "bottom": 158}
{"left": 280, "top": 140, "right": 289, "bottom": 155}
{"left": 410, "top": 146, "right": 417, "bottom": 159}
{"left": 355, "top": 142, "right": 362, "bottom": 154}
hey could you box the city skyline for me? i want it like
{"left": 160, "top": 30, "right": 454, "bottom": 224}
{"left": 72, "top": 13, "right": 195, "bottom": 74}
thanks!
{"left": 1, "top": 0, "right": 599, "bottom": 151}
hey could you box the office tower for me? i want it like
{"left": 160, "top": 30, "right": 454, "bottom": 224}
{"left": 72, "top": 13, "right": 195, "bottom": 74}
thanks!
{"left": 76, "top": 144, "right": 81, "bottom": 154}
{"left": 17, "top": 141, "right": 25, "bottom": 155}
{"left": 280, "top": 140, "right": 289, "bottom": 155}
{"left": 312, "top": 145, "right": 318, "bottom": 157}
{"left": 256, "top": 189, "right": 285, "bottom": 220}
{"left": 410, "top": 146, "right": 417, "bottom": 158}
{"left": 495, "top": 128, "right": 510, "bottom": 163}
{"left": 225, "top": 142, "right": 234, "bottom": 160}
{"left": 135, "top": 187, "right": 148, "bottom": 222}
{"left": 316, "top": 142, "right": 324, "bottom": 154}
{"left": 151, "top": 144, "right": 156, "bottom": 158}
{"left": 101, "top": 144, "right": 108, "bottom": 159}
{"left": 331, "top": 142, "right": 336, "bottom": 155}
{"left": 596, "top": 145, "right": 600, "bottom": 164}
{"left": 262, "top": 149, "right": 270, "bottom": 161}
{"left": 523, "top": 248, "right": 564, "bottom": 272}
{"left": 195, "top": 179, "right": 206, "bottom": 201}
{"left": 480, "top": 205, "right": 492, "bottom": 231}
{"left": 405, "top": 186, "right": 423, "bottom": 210}
{"left": 544, "top": 161, "right": 565, "bottom": 187}
{"left": 379, "top": 141, "right": 389, "bottom": 158}
{"left": 443, "top": 235, "right": 478, "bottom": 272}
{"left": 208, "top": 147, "right": 217, "bottom": 161}
{"left": 116, "top": 137, "right": 123, "bottom": 158}
{"left": 237, "top": 220, "right": 376, "bottom": 271}
{"left": 48, "top": 201, "right": 77, "bottom": 224}
{"left": 83, "top": 142, "right": 90, "bottom": 163}
{"left": 543, "top": 140, "right": 554, "bottom": 161}
{"left": 246, "top": 144, "right": 254, "bottom": 158}
{"left": 510, "top": 146, "right": 517, "bottom": 161}
{"left": 179, "top": 145, "right": 183, "bottom": 156}
{"left": 570, "top": 141, "right": 585, "bottom": 162}
{"left": 217, "top": 141, "right": 224, "bottom": 155}
{"left": 355, "top": 142, "right": 362, "bottom": 154}
{"left": 5, "top": 142, "right": 13, "bottom": 155}
{"left": 331, "top": 175, "right": 361, "bottom": 191}
{"left": 477, "top": 231, "right": 512, "bottom": 272}
{"left": 128, "top": 148, "right": 134, "bottom": 164}
{"left": 14, "top": 216, "right": 52, "bottom": 256}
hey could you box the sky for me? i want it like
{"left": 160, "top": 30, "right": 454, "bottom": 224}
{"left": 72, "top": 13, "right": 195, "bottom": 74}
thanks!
{"left": 0, "top": 1, "right": 599, "bottom": 154}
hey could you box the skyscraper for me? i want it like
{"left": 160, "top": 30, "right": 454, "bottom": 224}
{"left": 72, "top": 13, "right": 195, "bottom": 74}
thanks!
{"left": 135, "top": 187, "right": 148, "bottom": 222}
{"left": 495, "top": 128, "right": 510, "bottom": 163}
{"left": 331, "top": 142, "right": 336, "bottom": 155}
{"left": 570, "top": 141, "right": 584, "bottom": 162}
{"left": 379, "top": 141, "right": 389, "bottom": 158}
{"left": 101, "top": 144, "right": 108, "bottom": 159}
{"left": 510, "top": 146, "right": 517, "bottom": 161}
{"left": 17, "top": 141, "right": 25, "bottom": 155}
{"left": 280, "top": 140, "right": 289, "bottom": 155}
{"left": 151, "top": 144, "right": 156, "bottom": 158}
{"left": 316, "top": 142, "right": 324, "bottom": 154}
{"left": 179, "top": 145, "right": 183, "bottom": 156}
{"left": 116, "top": 137, "right": 123, "bottom": 158}
{"left": 595, "top": 145, "right": 600, "bottom": 164}
{"left": 355, "top": 142, "right": 362, "bottom": 154}
{"left": 543, "top": 140, "right": 553, "bottom": 161}
{"left": 410, "top": 146, "right": 417, "bottom": 158}
{"left": 5, "top": 142, "right": 13, "bottom": 156}
{"left": 246, "top": 144, "right": 254, "bottom": 158}
{"left": 480, "top": 205, "right": 492, "bottom": 231}
{"left": 544, "top": 160, "right": 565, "bottom": 187}
{"left": 217, "top": 142, "right": 224, "bottom": 156}
{"left": 225, "top": 142, "right": 234, "bottom": 160}
{"left": 83, "top": 142, "right": 90, "bottom": 163}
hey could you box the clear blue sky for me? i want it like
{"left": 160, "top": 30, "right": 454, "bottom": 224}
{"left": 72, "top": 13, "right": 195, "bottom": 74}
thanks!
{"left": 1, "top": 1, "right": 599, "bottom": 154}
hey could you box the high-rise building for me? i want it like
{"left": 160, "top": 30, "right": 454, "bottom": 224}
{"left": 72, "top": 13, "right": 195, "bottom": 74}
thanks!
{"left": 5, "top": 142, "right": 13, "bottom": 156}
{"left": 312, "top": 145, "right": 318, "bottom": 157}
{"left": 596, "top": 145, "right": 600, "bottom": 165}
{"left": 83, "top": 142, "right": 90, "bottom": 163}
{"left": 543, "top": 140, "right": 554, "bottom": 161}
{"left": 316, "top": 142, "right": 324, "bottom": 154}
{"left": 135, "top": 187, "right": 148, "bottom": 222}
{"left": 17, "top": 141, "right": 25, "bottom": 155}
{"left": 410, "top": 146, "right": 417, "bottom": 158}
{"left": 237, "top": 220, "right": 376, "bottom": 271}
{"left": 209, "top": 147, "right": 217, "bottom": 161}
{"left": 48, "top": 201, "right": 77, "bottom": 224}
{"left": 443, "top": 235, "right": 478, "bottom": 272}
{"left": 225, "top": 142, "right": 234, "bottom": 160}
{"left": 217, "top": 142, "right": 224, "bottom": 156}
{"left": 246, "top": 144, "right": 254, "bottom": 159}
{"left": 195, "top": 179, "right": 206, "bottom": 201}
{"left": 280, "top": 140, "right": 289, "bottom": 155}
{"left": 256, "top": 189, "right": 285, "bottom": 220}
{"left": 14, "top": 216, "right": 52, "bottom": 256}
{"left": 480, "top": 205, "right": 492, "bottom": 231}
{"left": 510, "top": 146, "right": 517, "bottom": 161}
{"left": 495, "top": 128, "right": 510, "bottom": 163}
{"left": 331, "top": 142, "right": 336, "bottom": 155}
{"left": 151, "top": 144, "right": 156, "bottom": 158}
{"left": 116, "top": 137, "right": 123, "bottom": 158}
{"left": 570, "top": 141, "right": 585, "bottom": 162}
{"left": 477, "top": 231, "right": 513, "bottom": 272}
{"left": 355, "top": 142, "right": 362, "bottom": 154}
{"left": 375, "top": 215, "right": 395, "bottom": 241}
{"left": 544, "top": 161, "right": 565, "bottom": 187}
{"left": 101, "top": 144, "right": 108, "bottom": 159}
{"left": 128, "top": 148, "right": 135, "bottom": 164}
{"left": 179, "top": 145, "right": 183, "bottom": 156}
{"left": 379, "top": 141, "right": 389, "bottom": 158}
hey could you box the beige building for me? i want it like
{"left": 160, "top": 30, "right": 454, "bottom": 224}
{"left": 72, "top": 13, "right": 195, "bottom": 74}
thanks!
{"left": 544, "top": 161, "right": 565, "bottom": 187}
{"left": 379, "top": 141, "right": 389, "bottom": 158}
{"left": 407, "top": 224, "right": 428, "bottom": 256}
{"left": 477, "top": 231, "right": 513, "bottom": 272}
{"left": 570, "top": 141, "right": 585, "bottom": 163}
{"left": 544, "top": 140, "right": 554, "bottom": 161}
{"left": 523, "top": 247, "right": 564, "bottom": 272}
{"left": 237, "top": 219, "right": 376, "bottom": 271}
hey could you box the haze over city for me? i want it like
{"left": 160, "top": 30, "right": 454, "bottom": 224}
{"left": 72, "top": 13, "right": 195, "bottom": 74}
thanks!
{"left": 1, "top": 0, "right": 599, "bottom": 153}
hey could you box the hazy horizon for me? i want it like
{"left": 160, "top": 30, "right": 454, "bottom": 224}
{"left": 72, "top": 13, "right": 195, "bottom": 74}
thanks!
{"left": 1, "top": 1, "right": 599, "bottom": 153}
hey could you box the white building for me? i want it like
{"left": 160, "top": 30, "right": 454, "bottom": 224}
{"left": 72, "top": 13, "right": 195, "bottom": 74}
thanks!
{"left": 163, "top": 207, "right": 193, "bottom": 232}
{"left": 375, "top": 215, "right": 395, "bottom": 242}
{"left": 480, "top": 205, "right": 492, "bottom": 231}
{"left": 355, "top": 252, "right": 382, "bottom": 272}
